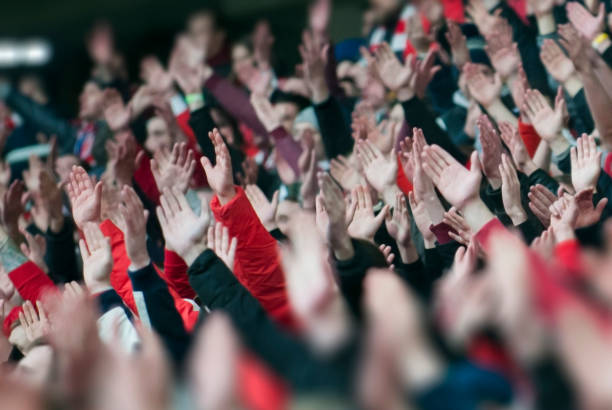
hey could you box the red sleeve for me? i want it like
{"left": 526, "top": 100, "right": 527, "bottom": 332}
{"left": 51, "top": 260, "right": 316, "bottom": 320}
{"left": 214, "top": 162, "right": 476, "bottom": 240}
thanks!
{"left": 518, "top": 121, "right": 541, "bottom": 158}
{"left": 396, "top": 154, "right": 413, "bottom": 195}
{"left": 238, "top": 352, "right": 289, "bottom": 410}
{"left": 604, "top": 152, "right": 612, "bottom": 178}
{"left": 554, "top": 239, "right": 585, "bottom": 280}
{"left": 99, "top": 219, "right": 200, "bottom": 331}
{"left": 210, "top": 186, "right": 298, "bottom": 330}
{"left": 441, "top": 0, "right": 465, "bottom": 22}
{"left": 473, "top": 218, "right": 506, "bottom": 252}
{"left": 133, "top": 152, "right": 161, "bottom": 205}
{"left": 162, "top": 249, "right": 197, "bottom": 300}
{"left": 175, "top": 110, "right": 197, "bottom": 147}
{"left": 8, "top": 261, "right": 56, "bottom": 303}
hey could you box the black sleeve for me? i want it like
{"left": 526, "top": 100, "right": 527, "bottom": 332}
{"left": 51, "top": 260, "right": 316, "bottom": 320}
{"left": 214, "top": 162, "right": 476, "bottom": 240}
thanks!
{"left": 4, "top": 88, "right": 76, "bottom": 154}
{"left": 481, "top": 186, "right": 513, "bottom": 226}
{"left": 313, "top": 96, "right": 354, "bottom": 159}
{"left": 394, "top": 256, "right": 446, "bottom": 302}
{"left": 128, "top": 263, "right": 191, "bottom": 365}
{"left": 526, "top": 169, "right": 560, "bottom": 195}
{"left": 600, "top": 45, "right": 612, "bottom": 69}
{"left": 401, "top": 97, "right": 466, "bottom": 163}
{"left": 188, "top": 249, "right": 356, "bottom": 394}
{"left": 334, "top": 239, "right": 388, "bottom": 320}
{"left": 44, "top": 219, "right": 80, "bottom": 284}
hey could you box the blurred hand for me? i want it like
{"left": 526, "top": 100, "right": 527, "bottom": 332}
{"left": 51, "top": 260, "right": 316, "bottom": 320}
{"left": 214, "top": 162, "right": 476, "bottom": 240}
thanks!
{"left": 151, "top": 142, "right": 196, "bottom": 194}
{"left": 66, "top": 166, "right": 103, "bottom": 229}
{"left": 19, "top": 228, "right": 48, "bottom": 273}
{"left": 245, "top": 184, "right": 279, "bottom": 231}
{"left": 528, "top": 184, "right": 557, "bottom": 227}
{"left": 103, "top": 89, "right": 132, "bottom": 132}
{"left": 445, "top": 20, "right": 470, "bottom": 68}
{"left": 207, "top": 222, "right": 237, "bottom": 271}
{"left": 478, "top": 114, "right": 503, "bottom": 187}
{"left": 357, "top": 140, "right": 397, "bottom": 195}
{"left": 347, "top": 185, "right": 389, "bottom": 242}
{"left": 156, "top": 187, "right": 209, "bottom": 265}
{"left": 79, "top": 222, "right": 113, "bottom": 294}
{"left": 499, "top": 154, "right": 527, "bottom": 225}
{"left": 18, "top": 300, "right": 51, "bottom": 349}
{"left": 119, "top": 186, "right": 150, "bottom": 270}
{"left": 540, "top": 39, "right": 577, "bottom": 84}
{"left": 200, "top": 128, "right": 236, "bottom": 204}
{"left": 570, "top": 133, "right": 602, "bottom": 192}
{"left": 443, "top": 207, "right": 473, "bottom": 246}
{"left": 464, "top": 63, "right": 502, "bottom": 108}
{"left": 566, "top": 2, "right": 605, "bottom": 41}
{"left": 523, "top": 88, "right": 566, "bottom": 141}
{"left": 499, "top": 121, "right": 537, "bottom": 175}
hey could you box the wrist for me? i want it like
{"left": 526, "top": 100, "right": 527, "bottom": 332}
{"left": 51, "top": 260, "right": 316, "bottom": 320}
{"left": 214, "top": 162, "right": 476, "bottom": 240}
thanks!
{"left": 331, "top": 231, "right": 354, "bottom": 261}
{"left": 484, "top": 99, "right": 518, "bottom": 126}
{"left": 181, "top": 242, "right": 208, "bottom": 266}
{"left": 461, "top": 198, "right": 496, "bottom": 234}
{"left": 217, "top": 186, "right": 237, "bottom": 206}
{"left": 521, "top": 160, "right": 538, "bottom": 176}
{"left": 487, "top": 176, "right": 502, "bottom": 190}
{"left": 549, "top": 133, "right": 571, "bottom": 156}
{"left": 536, "top": 13, "right": 556, "bottom": 35}
{"left": 563, "top": 75, "right": 583, "bottom": 98}
{"left": 398, "top": 243, "right": 419, "bottom": 264}
{"left": 423, "top": 234, "right": 436, "bottom": 249}
{"left": 396, "top": 86, "right": 415, "bottom": 102}
{"left": 382, "top": 184, "right": 401, "bottom": 208}
{"left": 49, "top": 215, "right": 65, "bottom": 234}
{"left": 311, "top": 81, "right": 330, "bottom": 105}
{"left": 508, "top": 208, "right": 528, "bottom": 226}
{"left": 553, "top": 224, "right": 575, "bottom": 242}
{"left": 128, "top": 251, "right": 150, "bottom": 271}
{"left": 87, "top": 281, "right": 113, "bottom": 295}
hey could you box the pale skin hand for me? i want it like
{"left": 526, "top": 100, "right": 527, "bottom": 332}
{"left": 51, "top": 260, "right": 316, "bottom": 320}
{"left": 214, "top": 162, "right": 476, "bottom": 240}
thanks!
{"left": 79, "top": 222, "right": 113, "bottom": 294}
{"left": 18, "top": 300, "right": 51, "bottom": 348}
{"left": 385, "top": 193, "right": 418, "bottom": 264}
{"left": 200, "top": 128, "right": 236, "bottom": 205}
{"left": 410, "top": 128, "right": 445, "bottom": 224}
{"left": 570, "top": 133, "right": 602, "bottom": 192}
{"left": 566, "top": 2, "right": 605, "bottom": 41}
{"left": 499, "top": 121, "right": 537, "bottom": 176}
{"left": 250, "top": 93, "right": 281, "bottom": 133}
{"left": 19, "top": 228, "right": 48, "bottom": 274}
{"left": 330, "top": 155, "right": 364, "bottom": 192}
{"left": 443, "top": 207, "right": 473, "bottom": 246}
{"left": 156, "top": 187, "right": 209, "bottom": 266}
{"left": 499, "top": 154, "right": 527, "bottom": 226}
{"left": 317, "top": 172, "right": 354, "bottom": 260}
{"left": 540, "top": 39, "right": 580, "bottom": 89}
{"left": 119, "top": 186, "right": 150, "bottom": 271}
{"left": 574, "top": 188, "right": 608, "bottom": 228}
{"left": 347, "top": 185, "right": 389, "bottom": 242}
{"left": 0, "top": 180, "right": 25, "bottom": 242}
{"left": 245, "top": 184, "right": 279, "bottom": 232}
{"left": 478, "top": 114, "right": 503, "bottom": 189}
{"left": 523, "top": 88, "right": 569, "bottom": 155}
{"left": 408, "top": 191, "right": 436, "bottom": 249}
{"left": 103, "top": 88, "right": 132, "bottom": 132}
{"left": 445, "top": 20, "right": 470, "bottom": 69}
{"left": 528, "top": 184, "right": 557, "bottom": 228}
{"left": 299, "top": 30, "right": 329, "bottom": 104}
{"left": 66, "top": 166, "right": 103, "bottom": 230}
{"left": 549, "top": 193, "right": 578, "bottom": 242}
{"left": 372, "top": 42, "right": 415, "bottom": 92}
{"left": 299, "top": 143, "right": 318, "bottom": 211}
{"left": 357, "top": 139, "right": 398, "bottom": 203}
{"left": 151, "top": 142, "right": 196, "bottom": 194}
{"left": 464, "top": 63, "right": 503, "bottom": 109}
{"left": 207, "top": 222, "right": 237, "bottom": 272}
{"left": 104, "top": 132, "right": 140, "bottom": 188}
{"left": 485, "top": 21, "right": 520, "bottom": 81}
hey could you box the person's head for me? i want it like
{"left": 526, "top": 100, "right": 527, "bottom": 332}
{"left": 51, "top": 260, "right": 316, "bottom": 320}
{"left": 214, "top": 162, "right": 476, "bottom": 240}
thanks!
{"left": 187, "top": 9, "right": 227, "bottom": 58}
{"left": 293, "top": 107, "right": 325, "bottom": 160}
{"left": 231, "top": 42, "right": 253, "bottom": 74}
{"left": 78, "top": 81, "right": 105, "bottom": 120}
{"left": 144, "top": 116, "right": 173, "bottom": 153}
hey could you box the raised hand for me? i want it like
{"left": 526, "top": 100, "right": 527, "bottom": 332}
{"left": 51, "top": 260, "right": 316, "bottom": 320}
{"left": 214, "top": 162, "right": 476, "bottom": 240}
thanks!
{"left": 0, "top": 180, "right": 25, "bottom": 240}
{"left": 528, "top": 184, "right": 557, "bottom": 227}
{"left": 79, "top": 222, "right": 113, "bottom": 294}
{"left": 347, "top": 185, "right": 389, "bottom": 242}
{"left": 250, "top": 93, "right": 281, "bottom": 132}
{"left": 32, "top": 170, "right": 65, "bottom": 233}
{"left": 523, "top": 88, "right": 565, "bottom": 141}
{"left": 499, "top": 154, "right": 527, "bottom": 225}
{"left": 156, "top": 187, "right": 209, "bottom": 265}
{"left": 299, "top": 30, "right": 329, "bottom": 103}
{"left": 443, "top": 207, "right": 473, "bottom": 246}
{"left": 570, "top": 133, "right": 602, "bottom": 192}
{"left": 540, "top": 39, "right": 577, "bottom": 84}
{"left": 19, "top": 228, "right": 48, "bottom": 273}
{"left": 105, "top": 132, "right": 140, "bottom": 187}
{"left": 253, "top": 20, "right": 275, "bottom": 70}
{"left": 412, "top": 49, "right": 442, "bottom": 100}
{"left": 103, "top": 88, "right": 132, "bottom": 132}
{"left": 151, "top": 142, "right": 196, "bottom": 194}
{"left": 330, "top": 155, "right": 364, "bottom": 191}
{"left": 574, "top": 188, "right": 608, "bottom": 228}
{"left": 421, "top": 145, "right": 482, "bottom": 209}
{"left": 317, "top": 173, "right": 353, "bottom": 258}
{"left": 22, "top": 154, "right": 47, "bottom": 193}
{"left": 299, "top": 139, "right": 318, "bottom": 210}
{"left": 373, "top": 42, "right": 415, "bottom": 92}
{"left": 356, "top": 140, "right": 397, "bottom": 196}
{"left": 558, "top": 23, "right": 591, "bottom": 73}
{"left": 19, "top": 300, "right": 51, "bottom": 347}
{"left": 386, "top": 193, "right": 419, "bottom": 264}
{"left": 499, "top": 121, "right": 537, "bottom": 175}
{"left": 245, "top": 184, "right": 279, "bottom": 231}
{"left": 478, "top": 114, "right": 503, "bottom": 188}
{"left": 566, "top": 2, "right": 605, "bottom": 41}
{"left": 549, "top": 193, "right": 579, "bottom": 240}
{"left": 464, "top": 63, "right": 503, "bottom": 108}
{"left": 140, "top": 56, "right": 174, "bottom": 95}
{"left": 408, "top": 191, "right": 436, "bottom": 248}
{"left": 119, "top": 186, "right": 150, "bottom": 270}
{"left": 66, "top": 166, "right": 103, "bottom": 229}
{"left": 200, "top": 128, "right": 236, "bottom": 205}
{"left": 207, "top": 222, "right": 237, "bottom": 271}
{"left": 466, "top": 0, "right": 504, "bottom": 38}
{"left": 531, "top": 227, "right": 556, "bottom": 259}
{"left": 445, "top": 20, "right": 470, "bottom": 69}
{"left": 485, "top": 22, "right": 520, "bottom": 80}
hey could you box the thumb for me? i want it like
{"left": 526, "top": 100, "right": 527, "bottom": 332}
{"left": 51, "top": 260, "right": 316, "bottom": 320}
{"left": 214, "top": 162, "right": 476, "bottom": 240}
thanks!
{"left": 271, "top": 190, "right": 280, "bottom": 210}
{"left": 200, "top": 156, "right": 213, "bottom": 173}
{"left": 596, "top": 198, "right": 608, "bottom": 215}
{"left": 469, "top": 151, "right": 482, "bottom": 175}
{"left": 374, "top": 204, "right": 390, "bottom": 226}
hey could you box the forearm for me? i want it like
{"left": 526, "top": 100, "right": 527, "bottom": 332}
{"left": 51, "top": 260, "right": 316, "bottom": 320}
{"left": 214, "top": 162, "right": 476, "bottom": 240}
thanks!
{"left": 483, "top": 99, "right": 518, "bottom": 126}
{"left": 579, "top": 69, "right": 612, "bottom": 149}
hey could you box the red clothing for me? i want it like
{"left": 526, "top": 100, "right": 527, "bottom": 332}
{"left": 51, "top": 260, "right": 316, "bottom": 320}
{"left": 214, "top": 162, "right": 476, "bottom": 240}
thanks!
{"left": 396, "top": 154, "right": 413, "bottom": 195}
{"left": 162, "top": 249, "right": 196, "bottom": 300}
{"left": 517, "top": 122, "right": 541, "bottom": 159}
{"left": 210, "top": 186, "right": 298, "bottom": 330}
{"left": 99, "top": 219, "right": 199, "bottom": 331}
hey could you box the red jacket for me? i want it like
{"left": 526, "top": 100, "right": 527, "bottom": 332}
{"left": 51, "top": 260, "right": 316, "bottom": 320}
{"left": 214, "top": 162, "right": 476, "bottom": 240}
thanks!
{"left": 99, "top": 219, "right": 200, "bottom": 331}
{"left": 210, "top": 186, "right": 298, "bottom": 330}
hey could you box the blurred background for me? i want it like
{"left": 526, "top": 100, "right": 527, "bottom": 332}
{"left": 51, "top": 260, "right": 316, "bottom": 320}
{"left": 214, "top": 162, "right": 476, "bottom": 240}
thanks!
{"left": 1, "top": 0, "right": 367, "bottom": 117}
